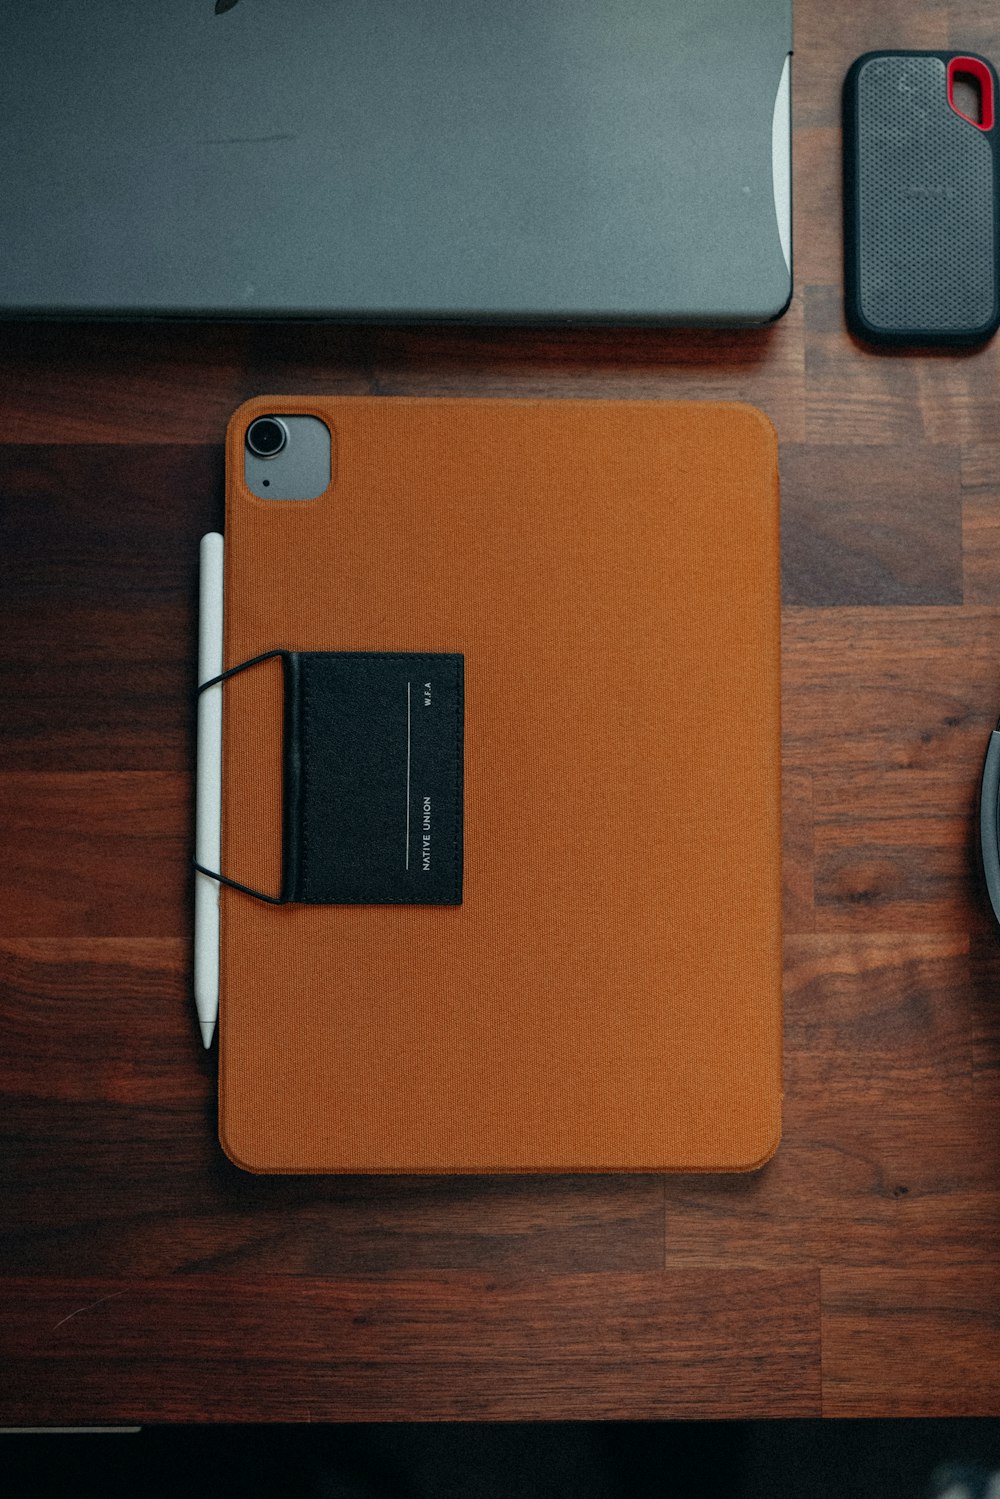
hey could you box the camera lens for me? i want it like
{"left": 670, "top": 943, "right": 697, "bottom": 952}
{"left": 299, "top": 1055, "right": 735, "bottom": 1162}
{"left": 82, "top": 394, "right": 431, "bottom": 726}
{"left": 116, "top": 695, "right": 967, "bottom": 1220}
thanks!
{"left": 246, "top": 417, "right": 288, "bottom": 458}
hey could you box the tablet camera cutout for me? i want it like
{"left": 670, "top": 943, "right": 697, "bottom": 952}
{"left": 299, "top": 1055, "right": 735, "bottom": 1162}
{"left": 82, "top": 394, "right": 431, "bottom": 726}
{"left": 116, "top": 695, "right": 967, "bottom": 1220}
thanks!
{"left": 246, "top": 417, "right": 287, "bottom": 460}
{"left": 243, "top": 415, "right": 332, "bottom": 501}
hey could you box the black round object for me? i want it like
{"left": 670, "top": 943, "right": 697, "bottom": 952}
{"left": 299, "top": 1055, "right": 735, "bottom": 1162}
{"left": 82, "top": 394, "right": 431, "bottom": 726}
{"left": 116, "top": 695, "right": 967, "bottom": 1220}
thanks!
{"left": 246, "top": 417, "right": 288, "bottom": 458}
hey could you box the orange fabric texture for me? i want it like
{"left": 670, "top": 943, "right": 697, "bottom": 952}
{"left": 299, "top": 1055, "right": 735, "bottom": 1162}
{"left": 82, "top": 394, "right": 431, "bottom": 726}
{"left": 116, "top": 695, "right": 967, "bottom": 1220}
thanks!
{"left": 219, "top": 397, "right": 782, "bottom": 1173}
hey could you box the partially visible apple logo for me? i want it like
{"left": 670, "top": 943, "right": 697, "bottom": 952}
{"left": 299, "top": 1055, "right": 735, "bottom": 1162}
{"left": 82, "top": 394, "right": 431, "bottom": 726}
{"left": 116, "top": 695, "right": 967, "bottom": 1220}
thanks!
{"left": 215, "top": 0, "right": 240, "bottom": 13}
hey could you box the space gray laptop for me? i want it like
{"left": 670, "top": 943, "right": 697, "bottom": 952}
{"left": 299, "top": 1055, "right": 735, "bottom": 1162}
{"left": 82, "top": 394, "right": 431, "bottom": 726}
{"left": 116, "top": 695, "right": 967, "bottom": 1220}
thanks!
{"left": 2, "top": 0, "right": 792, "bottom": 323}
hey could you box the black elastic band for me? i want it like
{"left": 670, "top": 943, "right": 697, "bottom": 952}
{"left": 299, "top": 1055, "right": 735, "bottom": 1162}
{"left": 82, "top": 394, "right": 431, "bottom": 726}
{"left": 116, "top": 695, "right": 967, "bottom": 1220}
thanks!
{"left": 193, "top": 860, "right": 286, "bottom": 904}
{"left": 198, "top": 648, "right": 285, "bottom": 694}
{"left": 195, "top": 648, "right": 288, "bottom": 903}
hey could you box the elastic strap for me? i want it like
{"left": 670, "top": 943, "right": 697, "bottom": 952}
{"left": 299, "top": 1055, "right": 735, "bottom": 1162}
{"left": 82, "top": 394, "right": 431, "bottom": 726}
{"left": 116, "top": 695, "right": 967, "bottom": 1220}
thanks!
{"left": 195, "top": 649, "right": 288, "bottom": 903}
{"left": 193, "top": 860, "right": 286, "bottom": 905}
{"left": 198, "top": 648, "right": 285, "bottom": 694}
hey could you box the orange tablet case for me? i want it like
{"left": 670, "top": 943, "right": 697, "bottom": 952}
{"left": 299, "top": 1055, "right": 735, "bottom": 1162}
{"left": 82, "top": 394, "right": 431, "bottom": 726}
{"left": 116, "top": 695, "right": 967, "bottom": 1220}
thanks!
{"left": 219, "top": 397, "right": 782, "bottom": 1173}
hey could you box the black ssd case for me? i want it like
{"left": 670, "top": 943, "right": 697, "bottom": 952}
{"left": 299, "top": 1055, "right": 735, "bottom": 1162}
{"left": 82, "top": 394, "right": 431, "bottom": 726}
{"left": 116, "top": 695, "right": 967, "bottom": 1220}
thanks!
{"left": 843, "top": 51, "right": 1000, "bottom": 344}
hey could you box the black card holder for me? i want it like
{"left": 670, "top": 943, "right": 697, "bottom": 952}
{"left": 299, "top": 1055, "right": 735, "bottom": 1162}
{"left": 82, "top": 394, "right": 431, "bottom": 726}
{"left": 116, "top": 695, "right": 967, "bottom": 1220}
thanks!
{"left": 197, "top": 650, "right": 464, "bottom": 905}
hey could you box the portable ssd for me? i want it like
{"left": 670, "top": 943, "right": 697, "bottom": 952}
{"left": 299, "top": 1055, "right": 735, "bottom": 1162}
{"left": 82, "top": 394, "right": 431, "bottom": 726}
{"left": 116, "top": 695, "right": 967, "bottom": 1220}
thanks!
{"left": 843, "top": 51, "right": 1000, "bottom": 343}
{"left": 216, "top": 397, "right": 783, "bottom": 1174}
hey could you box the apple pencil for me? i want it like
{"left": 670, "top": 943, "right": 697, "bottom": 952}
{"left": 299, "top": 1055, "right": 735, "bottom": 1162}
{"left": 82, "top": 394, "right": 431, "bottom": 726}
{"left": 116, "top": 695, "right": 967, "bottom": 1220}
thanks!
{"left": 195, "top": 532, "right": 224, "bottom": 1049}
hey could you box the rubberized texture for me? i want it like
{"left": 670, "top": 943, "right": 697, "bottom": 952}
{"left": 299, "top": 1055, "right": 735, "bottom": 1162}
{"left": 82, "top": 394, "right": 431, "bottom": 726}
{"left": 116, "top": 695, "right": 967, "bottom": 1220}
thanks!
{"left": 219, "top": 398, "right": 782, "bottom": 1174}
{"left": 844, "top": 51, "right": 1000, "bottom": 343}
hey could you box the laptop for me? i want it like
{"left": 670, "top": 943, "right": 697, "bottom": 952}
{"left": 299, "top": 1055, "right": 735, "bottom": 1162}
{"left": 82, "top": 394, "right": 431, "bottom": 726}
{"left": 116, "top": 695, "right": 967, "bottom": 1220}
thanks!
{"left": 2, "top": 0, "right": 792, "bottom": 323}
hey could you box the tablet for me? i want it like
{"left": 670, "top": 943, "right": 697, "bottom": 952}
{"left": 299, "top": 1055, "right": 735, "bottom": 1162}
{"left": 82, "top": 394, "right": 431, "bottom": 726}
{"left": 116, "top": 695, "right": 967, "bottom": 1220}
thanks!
{"left": 211, "top": 396, "right": 783, "bottom": 1172}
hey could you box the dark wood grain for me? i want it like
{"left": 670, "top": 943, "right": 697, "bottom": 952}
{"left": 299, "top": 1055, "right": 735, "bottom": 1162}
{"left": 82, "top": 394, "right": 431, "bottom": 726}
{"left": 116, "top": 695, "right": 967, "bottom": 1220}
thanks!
{"left": 970, "top": 933, "right": 1000, "bottom": 1099}
{"left": 961, "top": 443, "right": 1000, "bottom": 603}
{"left": 666, "top": 1108, "right": 1000, "bottom": 1272}
{"left": 822, "top": 1271, "right": 1000, "bottom": 1416}
{"left": 0, "top": 938, "right": 197, "bottom": 1105}
{"left": 665, "top": 1088, "right": 1000, "bottom": 1273}
{"left": 663, "top": 935, "right": 1000, "bottom": 1272}
{"left": 781, "top": 769, "right": 816, "bottom": 934}
{"left": 782, "top": 608, "right": 1000, "bottom": 774}
{"left": 0, "top": 316, "right": 806, "bottom": 445}
{"left": 0, "top": 1272, "right": 821, "bottom": 1421}
{"left": 0, "top": 444, "right": 219, "bottom": 773}
{"left": 784, "top": 934, "right": 974, "bottom": 1100}
{"left": 2, "top": 0, "right": 1000, "bottom": 1423}
{"left": 0, "top": 774, "right": 188, "bottom": 937}
{"left": 806, "top": 285, "right": 1000, "bottom": 447}
{"left": 4, "top": 1142, "right": 671, "bottom": 1280}
{"left": 794, "top": 4, "right": 950, "bottom": 132}
{"left": 780, "top": 446, "right": 963, "bottom": 606}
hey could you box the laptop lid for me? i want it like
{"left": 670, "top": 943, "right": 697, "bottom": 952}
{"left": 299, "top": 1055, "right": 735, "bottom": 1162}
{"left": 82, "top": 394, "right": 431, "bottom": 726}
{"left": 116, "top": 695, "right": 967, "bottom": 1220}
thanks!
{"left": 2, "top": 0, "right": 792, "bottom": 322}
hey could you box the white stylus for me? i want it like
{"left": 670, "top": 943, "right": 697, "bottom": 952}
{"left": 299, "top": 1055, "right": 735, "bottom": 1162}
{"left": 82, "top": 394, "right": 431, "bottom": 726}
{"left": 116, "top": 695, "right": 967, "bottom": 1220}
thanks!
{"left": 194, "top": 532, "right": 224, "bottom": 1049}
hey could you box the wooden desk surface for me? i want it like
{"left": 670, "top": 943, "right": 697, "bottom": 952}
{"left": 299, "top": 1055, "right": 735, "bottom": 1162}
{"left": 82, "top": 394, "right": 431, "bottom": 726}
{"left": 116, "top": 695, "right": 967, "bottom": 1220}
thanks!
{"left": 3, "top": 0, "right": 1000, "bottom": 1424}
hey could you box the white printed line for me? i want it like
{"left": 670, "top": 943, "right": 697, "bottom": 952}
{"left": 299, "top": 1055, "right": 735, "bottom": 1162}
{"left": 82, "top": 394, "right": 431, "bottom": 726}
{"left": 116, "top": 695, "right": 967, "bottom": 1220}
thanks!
{"left": 405, "top": 681, "right": 411, "bottom": 870}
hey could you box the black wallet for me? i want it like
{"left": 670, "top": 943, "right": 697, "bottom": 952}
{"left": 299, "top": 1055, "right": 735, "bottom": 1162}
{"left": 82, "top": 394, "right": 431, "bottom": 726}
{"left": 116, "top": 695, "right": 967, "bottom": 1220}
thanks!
{"left": 196, "top": 650, "right": 464, "bottom": 905}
